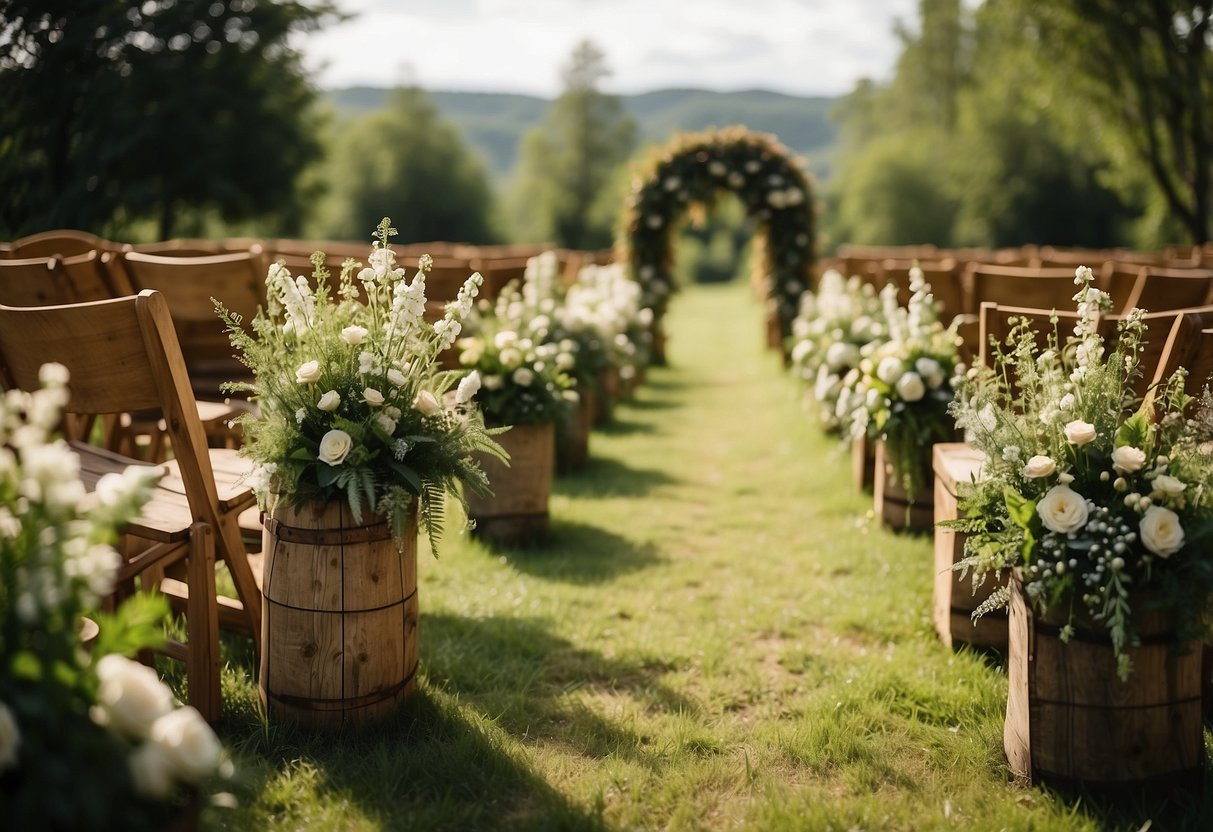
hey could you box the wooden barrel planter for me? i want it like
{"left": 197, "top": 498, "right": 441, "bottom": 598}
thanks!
{"left": 259, "top": 501, "right": 419, "bottom": 727}
{"left": 931, "top": 443, "right": 1006, "bottom": 651}
{"left": 466, "top": 421, "right": 555, "bottom": 544}
{"left": 594, "top": 367, "right": 621, "bottom": 426}
{"left": 852, "top": 435, "right": 876, "bottom": 493}
{"left": 873, "top": 441, "right": 933, "bottom": 532}
{"left": 1005, "top": 573, "right": 1204, "bottom": 788}
{"left": 557, "top": 385, "right": 594, "bottom": 474}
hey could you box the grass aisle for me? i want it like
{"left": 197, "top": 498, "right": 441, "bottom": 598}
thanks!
{"left": 216, "top": 281, "right": 1212, "bottom": 831}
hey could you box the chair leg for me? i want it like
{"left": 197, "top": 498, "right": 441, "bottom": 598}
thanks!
{"left": 185, "top": 522, "right": 221, "bottom": 723}
{"left": 215, "top": 515, "right": 262, "bottom": 657}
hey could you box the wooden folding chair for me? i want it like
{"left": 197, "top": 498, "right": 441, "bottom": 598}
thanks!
{"left": 10, "top": 228, "right": 109, "bottom": 259}
{"left": 1146, "top": 307, "right": 1213, "bottom": 397}
{"left": 120, "top": 247, "right": 267, "bottom": 401}
{"left": 966, "top": 263, "right": 1083, "bottom": 316}
{"left": 1123, "top": 265, "right": 1213, "bottom": 314}
{"left": 0, "top": 290, "right": 264, "bottom": 720}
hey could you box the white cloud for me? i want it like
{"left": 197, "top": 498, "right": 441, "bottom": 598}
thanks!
{"left": 300, "top": 0, "right": 918, "bottom": 96}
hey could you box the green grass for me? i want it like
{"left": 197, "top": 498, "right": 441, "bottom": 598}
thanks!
{"left": 201, "top": 280, "right": 1213, "bottom": 831}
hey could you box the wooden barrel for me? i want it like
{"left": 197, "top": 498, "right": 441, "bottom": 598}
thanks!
{"left": 1005, "top": 573, "right": 1203, "bottom": 787}
{"left": 931, "top": 443, "right": 1005, "bottom": 650}
{"left": 852, "top": 435, "right": 875, "bottom": 493}
{"left": 557, "top": 386, "right": 594, "bottom": 474}
{"left": 594, "top": 368, "right": 620, "bottom": 426}
{"left": 466, "top": 421, "right": 554, "bottom": 544}
{"left": 259, "top": 501, "right": 418, "bottom": 727}
{"left": 873, "top": 441, "right": 934, "bottom": 532}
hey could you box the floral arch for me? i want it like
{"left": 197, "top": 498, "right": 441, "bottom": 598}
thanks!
{"left": 619, "top": 126, "right": 816, "bottom": 352}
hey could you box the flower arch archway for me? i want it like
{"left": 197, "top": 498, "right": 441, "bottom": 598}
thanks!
{"left": 619, "top": 126, "right": 816, "bottom": 356}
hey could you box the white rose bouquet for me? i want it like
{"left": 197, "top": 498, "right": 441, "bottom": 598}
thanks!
{"left": 789, "top": 269, "right": 887, "bottom": 430}
{"left": 836, "top": 267, "right": 963, "bottom": 499}
{"left": 950, "top": 267, "right": 1213, "bottom": 677}
{"left": 455, "top": 277, "right": 579, "bottom": 428}
{"left": 218, "top": 218, "right": 506, "bottom": 552}
{"left": 0, "top": 365, "right": 229, "bottom": 828}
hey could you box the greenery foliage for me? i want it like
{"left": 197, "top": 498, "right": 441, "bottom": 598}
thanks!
{"left": 508, "top": 40, "right": 637, "bottom": 249}
{"left": 218, "top": 219, "right": 506, "bottom": 551}
{"left": 621, "top": 127, "right": 815, "bottom": 335}
{"left": 835, "top": 267, "right": 963, "bottom": 499}
{"left": 0, "top": 0, "right": 334, "bottom": 240}
{"left": 0, "top": 366, "right": 227, "bottom": 829}
{"left": 317, "top": 86, "right": 499, "bottom": 244}
{"left": 951, "top": 268, "right": 1213, "bottom": 676}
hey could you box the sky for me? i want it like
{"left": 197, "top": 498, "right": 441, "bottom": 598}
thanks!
{"left": 298, "top": 0, "right": 920, "bottom": 98}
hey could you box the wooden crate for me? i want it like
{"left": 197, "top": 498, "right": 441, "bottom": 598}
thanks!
{"left": 931, "top": 443, "right": 1006, "bottom": 651}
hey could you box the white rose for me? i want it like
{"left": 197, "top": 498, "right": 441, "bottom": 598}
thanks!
{"left": 876, "top": 356, "right": 903, "bottom": 385}
{"left": 375, "top": 413, "right": 398, "bottom": 435}
{"left": 413, "top": 390, "right": 442, "bottom": 416}
{"left": 1059, "top": 393, "right": 1075, "bottom": 411}
{"left": 1036, "top": 484, "right": 1090, "bottom": 534}
{"left": 493, "top": 330, "right": 517, "bottom": 350}
{"left": 317, "top": 429, "right": 353, "bottom": 466}
{"left": 340, "top": 325, "right": 368, "bottom": 346}
{"left": 1022, "top": 455, "right": 1056, "bottom": 479}
{"left": 148, "top": 706, "right": 223, "bottom": 783}
{"left": 1111, "top": 445, "right": 1146, "bottom": 474}
{"left": 895, "top": 372, "right": 925, "bottom": 402}
{"left": 512, "top": 367, "right": 535, "bottom": 387}
{"left": 1063, "top": 420, "right": 1097, "bottom": 446}
{"left": 0, "top": 701, "right": 19, "bottom": 772}
{"left": 91, "top": 654, "right": 174, "bottom": 739}
{"left": 1153, "top": 474, "right": 1187, "bottom": 496}
{"left": 386, "top": 368, "right": 407, "bottom": 387}
{"left": 295, "top": 360, "right": 322, "bottom": 384}
{"left": 363, "top": 387, "right": 385, "bottom": 407}
{"left": 316, "top": 390, "right": 341, "bottom": 412}
{"left": 1140, "top": 505, "right": 1184, "bottom": 556}
{"left": 128, "top": 741, "right": 176, "bottom": 799}
{"left": 826, "top": 342, "right": 859, "bottom": 372}
{"left": 482, "top": 374, "right": 503, "bottom": 391}
{"left": 456, "top": 371, "right": 481, "bottom": 404}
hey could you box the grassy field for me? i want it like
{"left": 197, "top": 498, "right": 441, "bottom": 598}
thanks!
{"left": 205, "top": 280, "right": 1213, "bottom": 831}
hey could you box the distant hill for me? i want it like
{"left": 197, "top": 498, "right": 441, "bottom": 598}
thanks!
{"left": 326, "top": 87, "right": 841, "bottom": 184}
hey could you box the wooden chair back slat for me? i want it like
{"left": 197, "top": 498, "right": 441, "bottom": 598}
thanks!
{"left": 1146, "top": 307, "right": 1213, "bottom": 396}
{"left": 10, "top": 228, "right": 107, "bottom": 259}
{"left": 1123, "top": 266, "right": 1213, "bottom": 313}
{"left": 967, "top": 264, "right": 1081, "bottom": 314}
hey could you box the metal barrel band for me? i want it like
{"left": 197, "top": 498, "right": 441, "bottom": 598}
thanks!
{"left": 265, "top": 516, "right": 393, "bottom": 545}
{"left": 267, "top": 663, "right": 418, "bottom": 712}
{"left": 263, "top": 587, "right": 417, "bottom": 616}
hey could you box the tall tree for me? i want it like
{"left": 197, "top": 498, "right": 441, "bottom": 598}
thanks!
{"left": 318, "top": 86, "right": 498, "bottom": 244}
{"left": 1004, "top": 0, "right": 1213, "bottom": 243}
{"left": 510, "top": 40, "right": 636, "bottom": 249}
{"left": 0, "top": 0, "right": 334, "bottom": 239}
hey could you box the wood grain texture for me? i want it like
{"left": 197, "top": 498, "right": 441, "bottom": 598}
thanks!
{"left": 1005, "top": 575, "right": 1203, "bottom": 785}
{"left": 931, "top": 443, "right": 1006, "bottom": 651}
{"left": 260, "top": 501, "right": 418, "bottom": 727}
{"left": 557, "top": 387, "right": 594, "bottom": 474}
{"left": 873, "top": 441, "right": 934, "bottom": 533}
{"left": 465, "top": 422, "right": 555, "bottom": 544}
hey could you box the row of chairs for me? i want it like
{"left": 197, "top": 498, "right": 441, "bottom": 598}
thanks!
{"left": 829, "top": 242, "right": 1211, "bottom": 275}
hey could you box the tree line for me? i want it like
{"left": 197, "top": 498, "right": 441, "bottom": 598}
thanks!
{"left": 3, "top": 1, "right": 1209, "bottom": 250}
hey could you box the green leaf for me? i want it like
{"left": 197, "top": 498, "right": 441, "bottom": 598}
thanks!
{"left": 317, "top": 463, "right": 340, "bottom": 488}
{"left": 1003, "top": 486, "right": 1036, "bottom": 530}
{"left": 388, "top": 460, "right": 423, "bottom": 492}
{"left": 290, "top": 447, "right": 316, "bottom": 462}
{"left": 1115, "top": 408, "right": 1151, "bottom": 450}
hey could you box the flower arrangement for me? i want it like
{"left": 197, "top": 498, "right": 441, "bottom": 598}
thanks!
{"left": 218, "top": 218, "right": 506, "bottom": 552}
{"left": 620, "top": 126, "right": 815, "bottom": 338}
{"left": 951, "top": 267, "right": 1213, "bottom": 677}
{"left": 455, "top": 271, "right": 579, "bottom": 427}
{"left": 789, "top": 269, "right": 887, "bottom": 431}
{"left": 0, "top": 365, "right": 229, "bottom": 829}
{"left": 836, "top": 267, "right": 963, "bottom": 498}
{"left": 561, "top": 260, "right": 654, "bottom": 387}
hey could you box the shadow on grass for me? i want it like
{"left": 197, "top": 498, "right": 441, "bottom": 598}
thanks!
{"left": 218, "top": 687, "right": 607, "bottom": 832}
{"left": 423, "top": 613, "right": 696, "bottom": 767}
{"left": 488, "top": 518, "right": 665, "bottom": 584}
{"left": 1035, "top": 771, "right": 1213, "bottom": 830}
{"left": 590, "top": 413, "right": 661, "bottom": 437}
{"left": 555, "top": 456, "right": 679, "bottom": 498}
